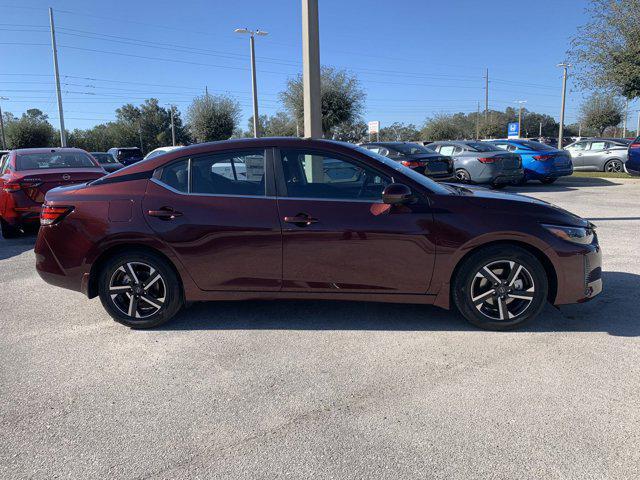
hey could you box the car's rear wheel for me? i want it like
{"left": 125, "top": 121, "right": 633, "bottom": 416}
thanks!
{"left": 490, "top": 182, "right": 507, "bottom": 190}
{"left": 452, "top": 245, "right": 548, "bottom": 330}
{"left": 540, "top": 177, "right": 557, "bottom": 184}
{"left": 98, "top": 250, "right": 183, "bottom": 329}
{"left": 0, "top": 218, "right": 20, "bottom": 239}
{"left": 455, "top": 169, "right": 471, "bottom": 183}
{"left": 604, "top": 159, "right": 623, "bottom": 173}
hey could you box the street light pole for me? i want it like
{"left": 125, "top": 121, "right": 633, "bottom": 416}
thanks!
{"left": 235, "top": 28, "right": 268, "bottom": 138}
{"left": 169, "top": 105, "right": 176, "bottom": 146}
{"left": 557, "top": 63, "right": 570, "bottom": 149}
{"left": 302, "top": 0, "right": 322, "bottom": 138}
{"left": 0, "top": 96, "right": 8, "bottom": 150}
{"left": 515, "top": 100, "right": 527, "bottom": 138}
{"left": 49, "top": 8, "right": 66, "bottom": 147}
{"left": 622, "top": 99, "right": 628, "bottom": 138}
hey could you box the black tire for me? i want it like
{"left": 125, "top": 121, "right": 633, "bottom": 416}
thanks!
{"left": 98, "top": 250, "right": 184, "bottom": 329}
{"left": 511, "top": 176, "right": 527, "bottom": 186}
{"left": 455, "top": 169, "right": 471, "bottom": 183}
{"left": 452, "top": 245, "right": 548, "bottom": 331}
{"left": 490, "top": 182, "right": 507, "bottom": 190}
{"left": 540, "top": 177, "right": 557, "bottom": 184}
{"left": 0, "top": 218, "right": 20, "bottom": 239}
{"left": 603, "top": 159, "right": 623, "bottom": 173}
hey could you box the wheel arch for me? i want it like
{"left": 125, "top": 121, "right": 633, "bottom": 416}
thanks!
{"left": 87, "top": 243, "right": 184, "bottom": 299}
{"left": 448, "top": 239, "right": 558, "bottom": 305}
{"left": 602, "top": 157, "right": 624, "bottom": 171}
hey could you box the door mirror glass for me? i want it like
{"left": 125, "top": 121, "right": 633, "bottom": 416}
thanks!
{"left": 382, "top": 183, "right": 413, "bottom": 205}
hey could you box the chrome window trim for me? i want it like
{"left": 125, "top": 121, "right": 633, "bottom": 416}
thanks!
{"left": 150, "top": 177, "right": 273, "bottom": 199}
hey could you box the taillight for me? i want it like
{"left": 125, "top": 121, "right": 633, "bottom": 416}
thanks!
{"left": 477, "top": 157, "right": 495, "bottom": 163}
{"left": 533, "top": 155, "right": 554, "bottom": 161}
{"left": 401, "top": 160, "right": 424, "bottom": 168}
{"left": 629, "top": 143, "right": 640, "bottom": 149}
{"left": 40, "top": 205, "right": 73, "bottom": 226}
{"left": 3, "top": 180, "right": 42, "bottom": 192}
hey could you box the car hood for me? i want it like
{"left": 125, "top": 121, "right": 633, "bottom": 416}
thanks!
{"left": 444, "top": 184, "right": 589, "bottom": 227}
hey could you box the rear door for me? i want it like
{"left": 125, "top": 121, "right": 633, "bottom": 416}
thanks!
{"left": 142, "top": 148, "right": 282, "bottom": 291}
{"left": 582, "top": 140, "right": 608, "bottom": 170}
{"left": 275, "top": 147, "right": 435, "bottom": 293}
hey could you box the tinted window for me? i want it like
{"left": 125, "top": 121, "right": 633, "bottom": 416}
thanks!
{"left": 391, "top": 143, "right": 435, "bottom": 155}
{"left": 280, "top": 149, "right": 391, "bottom": 201}
{"left": 16, "top": 152, "right": 97, "bottom": 170}
{"left": 117, "top": 149, "right": 143, "bottom": 160}
{"left": 464, "top": 142, "right": 502, "bottom": 152}
{"left": 92, "top": 153, "right": 117, "bottom": 163}
{"left": 160, "top": 160, "right": 188, "bottom": 193}
{"left": 191, "top": 150, "right": 265, "bottom": 196}
{"left": 568, "top": 142, "right": 587, "bottom": 151}
{"left": 512, "top": 140, "right": 555, "bottom": 151}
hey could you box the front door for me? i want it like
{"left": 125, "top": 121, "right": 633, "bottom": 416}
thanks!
{"left": 275, "top": 148, "right": 435, "bottom": 294}
{"left": 142, "top": 149, "right": 282, "bottom": 291}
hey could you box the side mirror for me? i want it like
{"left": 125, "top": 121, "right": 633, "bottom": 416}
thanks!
{"left": 382, "top": 183, "right": 413, "bottom": 205}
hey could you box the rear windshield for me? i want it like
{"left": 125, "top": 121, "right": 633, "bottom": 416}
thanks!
{"left": 118, "top": 149, "right": 142, "bottom": 159}
{"left": 391, "top": 143, "right": 436, "bottom": 155}
{"left": 92, "top": 153, "right": 118, "bottom": 163}
{"left": 464, "top": 142, "right": 502, "bottom": 152}
{"left": 16, "top": 152, "right": 97, "bottom": 170}
{"left": 512, "top": 140, "right": 555, "bottom": 151}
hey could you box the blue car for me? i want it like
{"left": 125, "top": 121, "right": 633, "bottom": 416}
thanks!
{"left": 487, "top": 139, "right": 573, "bottom": 184}
{"left": 626, "top": 136, "right": 640, "bottom": 175}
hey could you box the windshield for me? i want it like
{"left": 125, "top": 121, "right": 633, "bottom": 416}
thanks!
{"left": 464, "top": 142, "right": 502, "bottom": 152}
{"left": 92, "top": 153, "right": 118, "bottom": 163}
{"left": 354, "top": 145, "right": 451, "bottom": 195}
{"left": 16, "top": 151, "right": 97, "bottom": 171}
{"left": 512, "top": 140, "right": 555, "bottom": 151}
{"left": 391, "top": 143, "right": 435, "bottom": 155}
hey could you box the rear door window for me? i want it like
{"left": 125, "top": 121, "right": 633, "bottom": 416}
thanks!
{"left": 439, "top": 145, "right": 455, "bottom": 156}
{"left": 160, "top": 160, "right": 189, "bottom": 193}
{"left": 191, "top": 150, "right": 265, "bottom": 196}
{"left": 589, "top": 141, "right": 607, "bottom": 151}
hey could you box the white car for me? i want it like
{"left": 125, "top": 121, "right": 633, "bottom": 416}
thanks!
{"left": 143, "top": 146, "right": 181, "bottom": 160}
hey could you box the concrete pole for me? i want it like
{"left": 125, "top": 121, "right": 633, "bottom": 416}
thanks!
{"left": 484, "top": 68, "right": 489, "bottom": 122}
{"left": 302, "top": 0, "right": 322, "bottom": 138}
{"left": 622, "top": 99, "right": 628, "bottom": 138}
{"left": 476, "top": 102, "right": 480, "bottom": 139}
{"left": 49, "top": 8, "right": 66, "bottom": 147}
{"left": 539, "top": 121, "right": 542, "bottom": 138}
{"left": 557, "top": 63, "right": 570, "bottom": 149}
{"left": 249, "top": 35, "right": 260, "bottom": 138}
{"left": 636, "top": 111, "right": 640, "bottom": 138}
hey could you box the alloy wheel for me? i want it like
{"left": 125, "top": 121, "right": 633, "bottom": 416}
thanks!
{"left": 455, "top": 170, "right": 470, "bottom": 182}
{"left": 109, "top": 262, "right": 166, "bottom": 319}
{"left": 470, "top": 260, "right": 535, "bottom": 321}
{"left": 606, "top": 160, "right": 622, "bottom": 172}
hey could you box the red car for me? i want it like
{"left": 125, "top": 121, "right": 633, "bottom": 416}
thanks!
{"left": 35, "top": 138, "right": 602, "bottom": 330}
{"left": 0, "top": 148, "right": 106, "bottom": 238}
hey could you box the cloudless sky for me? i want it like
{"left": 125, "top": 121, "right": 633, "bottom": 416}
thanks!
{"left": 0, "top": 0, "right": 627, "bottom": 134}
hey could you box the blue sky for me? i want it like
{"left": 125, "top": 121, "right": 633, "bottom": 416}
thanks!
{"left": 0, "top": 0, "right": 621, "bottom": 132}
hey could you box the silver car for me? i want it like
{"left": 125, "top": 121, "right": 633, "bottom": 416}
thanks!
{"left": 426, "top": 140, "right": 524, "bottom": 188}
{"left": 564, "top": 138, "right": 629, "bottom": 172}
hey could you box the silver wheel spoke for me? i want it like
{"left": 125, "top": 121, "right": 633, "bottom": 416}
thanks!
{"left": 126, "top": 293, "right": 138, "bottom": 317}
{"left": 139, "top": 295, "right": 163, "bottom": 310}
{"left": 126, "top": 263, "right": 139, "bottom": 284}
{"left": 144, "top": 274, "right": 161, "bottom": 291}
{"left": 508, "top": 290, "right": 534, "bottom": 301}
{"left": 472, "top": 289, "right": 495, "bottom": 305}
{"left": 497, "top": 297, "right": 508, "bottom": 320}
{"left": 507, "top": 264, "right": 523, "bottom": 286}
{"left": 109, "top": 285, "right": 132, "bottom": 292}
{"left": 480, "top": 266, "right": 502, "bottom": 284}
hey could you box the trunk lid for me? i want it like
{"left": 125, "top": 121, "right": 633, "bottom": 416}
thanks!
{"left": 14, "top": 168, "right": 105, "bottom": 203}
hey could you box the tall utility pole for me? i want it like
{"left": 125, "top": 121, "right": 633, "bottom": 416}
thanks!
{"left": 169, "top": 105, "right": 176, "bottom": 146}
{"left": 622, "top": 99, "right": 629, "bottom": 138}
{"left": 0, "top": 96, "right": 7, "bottom": 150}
{"left": 484, "top": 68, "right": 489, "bottom": 122}
{"left": 476, "top": 102, "right": 480, "bottom": 139}
{"left": 515, "top": 100, "right": 527, "bottom": 138}
{"left": 49, "top": 8, "right": 66, "bottom": 147}
{"left": 557, "top": 63, "right": 571, "bottom": 149}
{"left": 636, "top": 110, "right": 640, "bottom": 137}
{"left": 302, "top": 0, "right": 322, "bottom": 138}
{"left": 539, "top": 122, "right": 542, "bottom": 138}
{"left": 234, "top": 28, "right": 268, "bottom": 138}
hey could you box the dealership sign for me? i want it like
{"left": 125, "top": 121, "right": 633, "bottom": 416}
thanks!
{"left": 507, "top": 122, "right": 520, "bottom": 139}
{"left": 368, "top": 121, "right": 380, "bottom": 134}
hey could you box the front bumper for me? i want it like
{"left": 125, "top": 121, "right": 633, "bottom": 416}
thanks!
{"left": 553, "top": 243, "right": 603, "bottom": 305}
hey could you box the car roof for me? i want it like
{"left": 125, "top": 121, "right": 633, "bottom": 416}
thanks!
{"left": 11, "top": 147, "right": 89, "bottom": 154}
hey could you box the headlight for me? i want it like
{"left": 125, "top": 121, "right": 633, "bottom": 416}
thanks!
{"left": 542, "top": 224, "right": 595, "bottom": 245}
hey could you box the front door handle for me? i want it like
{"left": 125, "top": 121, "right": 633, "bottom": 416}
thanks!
{"left": 284, "top": 213, "right": 318, "bottom": 227}
{"left": 148, "top": 207, "right": 183, "bottom": 220}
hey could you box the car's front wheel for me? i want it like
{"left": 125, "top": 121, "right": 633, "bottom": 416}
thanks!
{"left": 604, "top": 159, "right": 623, "bottom": 173}
{"left": 455, "top": 169, "right": 471, "bottom": 183}
{"left": 98, "top": 250, "right": 183, "bottom": 328}
{"left": 452, "top": 245, "right": 548, "bottom": 330}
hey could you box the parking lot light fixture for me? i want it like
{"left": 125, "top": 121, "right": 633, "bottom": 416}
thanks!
{"left": 234, "top": 28, "right": 269, "bottom": 138}
{"left": 557, "top": 63, "right": 571, "bottom": 149}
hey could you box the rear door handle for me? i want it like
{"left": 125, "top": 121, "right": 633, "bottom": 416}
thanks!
{"left": 284, "top": 213, "right": 318, "bottom": 227}
{"left": 148, "top": 207, "right": 183, "bottom": 220}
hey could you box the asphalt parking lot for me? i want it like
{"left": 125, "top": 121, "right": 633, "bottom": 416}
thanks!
{"left": 1, "top": 176, "right": 639, "bottom": 479}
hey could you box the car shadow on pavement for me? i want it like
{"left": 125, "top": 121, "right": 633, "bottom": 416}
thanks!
{"left": 0, "top": 235, "right": 36, "bottom": 260}
{"left": 163, "top": 271, "right": 640, "bottom": 337}
{"left": 508, "top": 176, "right": 622, "bottom": 193}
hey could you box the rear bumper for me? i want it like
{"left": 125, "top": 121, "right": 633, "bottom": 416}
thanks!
{"left": 34, "top": 226, "right": 87, "bottom": 293}
{"left": 525, "top": 164, "right": 573, "bottom": 180}
{"left": 553, "top": 243, "right": 603, "bottom": 305}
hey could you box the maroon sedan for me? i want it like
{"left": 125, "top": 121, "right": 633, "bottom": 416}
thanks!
{"left": 35, "top": 138, "right": 602, "bottom": 330}
{"left": 0, "top": 148, "right": 106, "bottom": 238}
